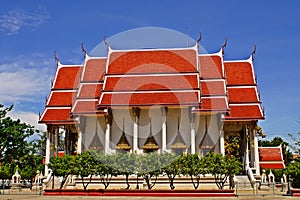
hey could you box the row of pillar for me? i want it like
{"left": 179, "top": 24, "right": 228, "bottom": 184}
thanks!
{"left": 102, "top": 107, "right": 225, "bottom": 155}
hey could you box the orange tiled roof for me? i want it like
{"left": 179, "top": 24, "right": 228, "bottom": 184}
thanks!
{"left": 258, "top": 146, "right": 285, "bottom": 169}
{"left": 225, "top": 104, "right": 264, "bottom": 120}
{"left": 39, "top": 45, "right": 264, "bottom": 123}
{"left": 82, "top": 58, "right": 106, "bottom": 82}
{"left": 224, "top": 61, "right": 255, "bottom": 85}
{"left": 227, "top": 87, "right": 259, "bottom": 103}
{"left": 52, "top": 66, "right": 82, "bottom": 89}
{"left": 199, "top": 55, "right": 223, "bottom": 79}
{"left": 39, "top": 108, "right": 74, "bottom": 124}
{"left": 77, "top": 83, "right": 102, "bottom": 99}
{"left": 72, "top": 100, "right": 100, "bottom": 114}
{"left": 47, "top": 91, "right": 74, "bottom": 106}
{"left": 99, "top": 91, "right": 200, "bottom": 107}
{"left": 104, "top": 74, "right": 199, "bottom": 91}
{"left": 108, "top": 50, "right": 197, "bottom": 74}
{"left": 200, "top": 80, "right": 226, "bottom": 96}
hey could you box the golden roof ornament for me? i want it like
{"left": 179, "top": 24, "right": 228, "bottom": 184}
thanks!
{"left": 116, "top": 119, "right": 131, "bottom": 150}
{"left": 199, "top": 116, "right": 214, "bottom": 149}
{"left": 89, "top": 118, "right": 103, "bottom": 150}
{"left": 143, "top": 119, "right": 159, "bottom": 150}
{"left": 171, "top": 117, "right": 186, "bottom": 149}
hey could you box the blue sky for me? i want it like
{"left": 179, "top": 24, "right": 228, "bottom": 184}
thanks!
{"left": 0, "top": 1, "right": 299, "bottom": 143}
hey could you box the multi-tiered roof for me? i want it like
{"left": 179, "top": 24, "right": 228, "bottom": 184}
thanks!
{"left": 39, "top": 42, "right": 264, "bottom": 124}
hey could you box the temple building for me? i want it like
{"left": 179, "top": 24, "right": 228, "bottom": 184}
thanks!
{"left": 39, "top": 29, "right": 264, "bottom": 176}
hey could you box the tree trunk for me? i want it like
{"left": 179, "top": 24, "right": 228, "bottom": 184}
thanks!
{"left": 125, "top": 173, "right": 130, "bottom": 189}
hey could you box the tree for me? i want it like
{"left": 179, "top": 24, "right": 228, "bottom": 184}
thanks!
{"left": 0, "top": 104, "right": 38, "bottom": 174}
{"left": 94, "top": 153, "right": 117, "bottom": 189}
{"left": 114, "top": 152, "right": 136, "bottom": 189}
{"left": 180, "top": 154, "right": 207, "bottom": 189}
{"left": 289, "top": 132, "right": 300, "bottom": 155}
{"left": 160, "top": 153, "right": 181, "bottom": 190}
{"left": 48, "top": 154, "right": 77, "bottom": 189}
{"left": 75, "top": 151, "right": 98, "bottom": 190}
{"left": 203, "top": 153, "right": 241, "bottom": 189}
{"left": 19, "top": 153, "right": 44, "bottom": 186}
{"left": 138, "top": 152, "right": 161, "bottom": 189}
{"left": 286, "top": 160, "right": 300, "bottom": 188}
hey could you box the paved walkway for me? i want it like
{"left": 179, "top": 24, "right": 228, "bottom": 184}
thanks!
{"left": 0, "top": 195, "right": 297, "bottom": 200}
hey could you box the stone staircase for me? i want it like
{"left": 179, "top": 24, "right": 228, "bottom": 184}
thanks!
{"left": 235, "top": 175, "right": 254, "bottom": 191}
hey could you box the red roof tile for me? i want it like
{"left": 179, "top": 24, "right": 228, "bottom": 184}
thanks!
{"left": 72, "top": 100, "right": 99, "bottom": 114}
{"left": 259, "top": 147, "right": 283, "bottom": 161}
{"left": 77, "top": 83, "right": 102, "bottom": 99}
{"left": 198, "top": 97, "right": 228, "bottom": 111}
{"left": 47, "top": 91, "right": 74, "bottom": 106}
{"left": 227, "top": 87, "right": 259, "bottom": 103}
{"left": 259, "top": 162, "right": 285, "bottom": 169}
{"left": 224, "top": 62, "right": 255, "bottom": 85}
{"left": 53, "top": 66, "right": 82, "bottom": 89}
{"left": 99, "top": 91, "right": 200, "bottom": 106}
{"left": 108, "top": 50, "right": 197, "bottom": 74}
{"left": 104, "top": 74, "right": 199, "bottom": 91}
{"left": 82, "top": 58, "right": 106, "bottom": 82}
{"left": 39, "top": 108, "right": 73, "bottom": 123}
{"left": 225, "top": 104, "right": 264, "bottom": 120}
{"left": 199, "top": 55, "right": 223, "bottom": 79}
{"left": 259, "top": 146, "right": 285, "bottom": 169}
{"left": 201, "top": 80, "right": 226, "bottom": 96}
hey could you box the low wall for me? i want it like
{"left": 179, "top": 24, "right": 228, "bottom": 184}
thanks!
{"left": 44, "top": 189, "right": 235, "bottom": 197}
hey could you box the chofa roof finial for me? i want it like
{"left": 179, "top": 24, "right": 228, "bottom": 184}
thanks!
{"left": 251, "top": 44, "right": 257, "bottom": 57}
{"left": 196, "top": 32, "right": 203, "bottom": 44}
{"left": 221, "top": 37, "right": 228, "bottom": 55}
{"left": 54, "top": 51, "right": 60, "bottom": 65}
{"left": 81, "top": 42, "right": 87, "bottom": 58}
{"left": 196, "top": 32, "right": 203, "bottom": 50}
{"left": 104, "top": 36, "right": 110, "bottom": 50}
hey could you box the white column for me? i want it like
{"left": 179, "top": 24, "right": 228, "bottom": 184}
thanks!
{"left": 161, "top": 107, "right": 167, "bottom": 153}
{"left": 45, "top": 127, "right": 51, "bottom": 176}
{"left": 132, "top": 107, "right": 140, "bottom": 153}
{"left": 77, "top": 130, "right": 82, "bottom": 154}
{"left": 190, "top": 112, "right": 196, "bottom": 154}
{"left": 253, "top": 129, "right": 260, "bottom": 175}
{"left": 105, "top": 123, "right": 110, "bottom": 154}
{"left": 220, "top": 129, "right": 225, "bottom": 156}
{"left": 133, "top": 120, "right": 138, "bottom": 152}
{"left": 245, "top": 126, "right": 250, "bottom": 170}
{"left": 54, "top": 126, "right": 59, "bottom": 156}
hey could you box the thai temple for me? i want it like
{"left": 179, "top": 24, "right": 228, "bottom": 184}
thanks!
{"left": 39, "top": 28, "right": 266, "bottom": 177}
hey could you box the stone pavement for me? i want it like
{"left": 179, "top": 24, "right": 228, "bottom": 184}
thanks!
{"left": 0, "top": 195, "right": 297, "bottom": 200}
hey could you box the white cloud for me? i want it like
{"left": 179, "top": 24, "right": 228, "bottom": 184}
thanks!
{"left": 8, "top": 110, "right": 46, "bottom": 132}
{"left": 0, "top": 55, "right": 54, "bottom": 104}
{"left": 0, "top": 6, "right": 50, "bottom": 35}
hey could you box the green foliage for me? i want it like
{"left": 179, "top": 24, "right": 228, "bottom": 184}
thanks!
{"left": 0, "top": 164, "right": 11, "bottom": 180}
{"left": 19, "top": 154, "right": 44, "bottom": 181}
{"left": 75, "top": 151, "right": 98, "bottom": 190}
{"left": 0, "top": 104, "right": 42, "bottom": 182}
{"left": 180, "top": 154, "right": 207, "bottom": 189}
{"left": 48, "top": 154, "right": 77, "bottom": 189}
{"left": 138, "top": 152, "right": 161, "bottom": 189}
{"left": 259, "top": 137, "right": 287, "bottom": 147}
{"left": 0, "top": 104, "right": 37, "bottom": 170}
{"left": 46, "top": 152, "right": 242, "bottom": 190}
{"left": 113, "top": 152, "right": 136, "bottom": 189}
{"left": 94, "top": 153, "right": 117, "bottom": 189}
{"left": 202, "top": 153, "right": 242, "bottom": 189}
{"left": 160, "top": 153, "right": 181, "bottom": 190}
{"left": 286, "top": 160, "right": 300, "bottom": 188}
{"left": 288, "top": 132, "right": 300, "bottom": 155}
